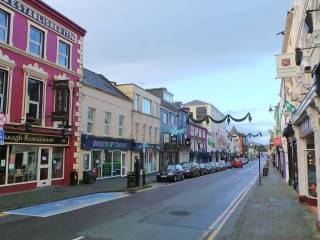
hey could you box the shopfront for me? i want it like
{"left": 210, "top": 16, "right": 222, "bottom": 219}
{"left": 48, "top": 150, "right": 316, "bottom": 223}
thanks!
{"left": 0, "top": 131, "right": 68, "bottom": 192}
{"left": 81, "top": 134, "right": 134, "bottom": 179}
{"left": 134, "top": 143, "right": 160, "bottom": 174}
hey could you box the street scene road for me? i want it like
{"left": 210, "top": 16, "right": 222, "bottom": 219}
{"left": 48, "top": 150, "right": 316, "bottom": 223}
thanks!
{"left": 0, "top": 161, "right": 260, "bottom": 240}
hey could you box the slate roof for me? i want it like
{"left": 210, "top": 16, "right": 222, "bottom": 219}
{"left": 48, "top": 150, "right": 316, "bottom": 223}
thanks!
{"left": 83, "top": 68, "right": 131, "bottom": 101}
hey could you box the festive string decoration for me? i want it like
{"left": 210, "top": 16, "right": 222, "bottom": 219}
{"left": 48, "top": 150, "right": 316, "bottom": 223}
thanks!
{"left": 228, "top": 132, "right": 262, "bottom": 138}
{"left": 187, "top": 113, "right": 252, "bottom": 125}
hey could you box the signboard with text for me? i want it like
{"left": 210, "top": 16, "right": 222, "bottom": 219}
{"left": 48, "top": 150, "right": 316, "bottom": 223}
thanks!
{"left": 275, "top": 53, "right": 300, "bottom": 78}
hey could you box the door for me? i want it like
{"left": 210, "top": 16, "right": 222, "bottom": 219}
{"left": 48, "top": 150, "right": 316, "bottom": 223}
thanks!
{"left": 37, "top": 147, "right": 51, "bottom": 187}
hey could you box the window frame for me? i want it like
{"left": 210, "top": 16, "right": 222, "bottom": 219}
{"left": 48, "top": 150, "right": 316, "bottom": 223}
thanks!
{"left": 51, "top": 147, "right": 65, "bottom": 180}
{"left": 0, "top": 69, "right": 8, "bottom": 113}
{"left": 163, "top": 112, "right": 168, "bottom": 125}
{"left": 57, "top": 39, "right": 71, "bottom": 69}
{"left": 87, "top": 107, "right": 95, "bottom": 134}
{"left": 142, "top": 97, "right": 151, "bottom": 115}
{"left": 28, "top": 25, "right": 45, "bottom": 58}
{"left": 26, "top": 78, "right": 43, "bottom": 124}
{"left": 104, "top": 111, "right": 111, "bottom": 136}
{"left": 118, "top": 114, "right": 125, "bottom": 137}
{"left": 0, "top": 8, "right": 10, "bottom": 44}
{"left": 134, "top": 94, "right": 139, "bottom": 111}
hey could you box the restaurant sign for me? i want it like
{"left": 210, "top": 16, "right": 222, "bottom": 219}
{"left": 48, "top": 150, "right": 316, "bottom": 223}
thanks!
{"left": 5, "top": 132, "right": 69, "bottom": 145}
{"left": 81, "top": 134, "right": 135, "bottom": 151}
{"left": 1, "top": 0, "right": 77, "bottom": 42}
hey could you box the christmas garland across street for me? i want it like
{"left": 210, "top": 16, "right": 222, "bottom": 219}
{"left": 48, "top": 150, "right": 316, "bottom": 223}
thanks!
{"left": 228, "top": 132, "right": 262, "bottom": 138}
{"left": 187, "top": 113, "right": 252, "bottom": 124}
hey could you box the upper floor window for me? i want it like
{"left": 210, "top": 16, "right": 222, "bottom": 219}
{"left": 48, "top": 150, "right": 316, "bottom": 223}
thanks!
{"left": 163, "top": 112, "right": 168, "bottom": 124}
{"left": 26, "top": 78, "right": 43, "bottom": 124}
{"left": 142, "top": 124, "right": 146, "bottom": 142}
{"left": 149, "top": 126, "right": 152, "bottom": 142}
{"left": 154, "top": 127, "right": 158, "bottom": 143}
{"left": 164, "top": 92, "right": 173, "bottom": 103}
{"left": 190, "top": 126, "right": 194, "bottom": 136}
{"left": 0, "top": 70, "right": 8, "bottom": 113}
{"left": 172, "top": 115, "right": 176, "bottom": 126}
{"left": 104, "top": 112, "right": 111, "bottom": 136}
{"left": 0, "top": 9, "right": 9, "bottom": 44}
{"left": 142, "top": 97, "right": 151, "bottom": 115}
{"left": 58, "top": 40, "right": 70, "bottom": 68}
{"left": 119, "top": 115, "right": 125, "bottom": 137}
{"left": 134, "top": 94, "right": 139, "bottom": 111}
{"left": 29, "top": 26, "right": 44, "bottom": 57}
{"left": 87, "top": 107, "right": 95, "bottom": 133}
{"left": 135, "top": 122, "right": 139, "bottom": 140}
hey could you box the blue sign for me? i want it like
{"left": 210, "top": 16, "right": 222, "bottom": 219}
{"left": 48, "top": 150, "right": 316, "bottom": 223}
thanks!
{"left": 81, "top": 134, "right": 135, "bottom": 151}
{"left": 0, "top": 128, "right": 4, "bottom": 145}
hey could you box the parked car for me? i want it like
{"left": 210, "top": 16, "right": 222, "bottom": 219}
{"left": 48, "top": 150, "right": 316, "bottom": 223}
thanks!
{"left": 232, "top": 158, "right": 243, "bottom": 168}
{"left": 199, "top": 163, "right": 208, "bottom": 175}
{"left": 157, "top": 164, "right": 185, "bottom": 182}
{"left": 182, "top": 162, "right": 200, "bottom": 178}
{"left": 225, "top": 161, "right": 232, "bottom": 169}
{"left": 204, "top": 162, "right": 215, "bottom": 174}
{"left": 213, "top": 161, "right": 221, "bottom": 171}
{"left": 218, "top": 160, "right": 226, "bottom": 170}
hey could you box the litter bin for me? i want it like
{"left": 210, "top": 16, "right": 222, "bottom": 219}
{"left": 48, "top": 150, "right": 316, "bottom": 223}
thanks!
{"left": 127, "top": 172, "right": 137, "bottom": 188}
{"left": 83, "top": 170, "right": 96, "bottom": 184}
{"left": 70, "top": 170, "right": 78, "bottom": 185}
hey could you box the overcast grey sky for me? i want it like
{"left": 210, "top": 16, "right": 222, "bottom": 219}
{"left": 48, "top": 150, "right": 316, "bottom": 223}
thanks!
{"left": 44, "top": 0, "right": 292, "bottom": 143}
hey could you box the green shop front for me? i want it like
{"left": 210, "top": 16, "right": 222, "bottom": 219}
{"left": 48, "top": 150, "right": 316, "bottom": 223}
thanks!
{"left": 80, "top": 134, "right": 135, "bottom": 180}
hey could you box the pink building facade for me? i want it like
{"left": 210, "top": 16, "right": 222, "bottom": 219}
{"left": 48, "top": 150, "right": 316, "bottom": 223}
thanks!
{"left": 0, "top": 0, "right": 86, "bottom": 193}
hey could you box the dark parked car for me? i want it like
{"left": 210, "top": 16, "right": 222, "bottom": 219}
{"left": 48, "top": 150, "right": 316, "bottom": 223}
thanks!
{"left": 225, "top": 161, "right": 232, "bottom": 169}
{"left": 199, "top": 163, "right": 208, "bottom": 175}
{"left": 182, "top": 162, "right": 200, "bottom": 178}
{"left": 157, "top": 164, "right": 185, "bottom": 182}
{"left": 204, "top": 163, "right": 215, "bottom": 173}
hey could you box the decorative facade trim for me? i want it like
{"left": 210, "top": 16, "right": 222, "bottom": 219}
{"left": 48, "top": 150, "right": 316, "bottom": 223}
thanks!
{"left": 23, "top": 63, "right": 48, "bottom": 80}
{"left": 0, "top": 49, "right": 16, "bottom": 68}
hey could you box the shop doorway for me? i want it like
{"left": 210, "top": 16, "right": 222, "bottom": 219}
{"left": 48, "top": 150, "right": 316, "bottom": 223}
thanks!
{"left": 37, "top": 147, "right": 51, "bottom": 187}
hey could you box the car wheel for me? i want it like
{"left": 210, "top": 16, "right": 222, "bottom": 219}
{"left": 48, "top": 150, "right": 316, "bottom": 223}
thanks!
{"left": 173, "top": 176, "right": 177, "bottom": 182}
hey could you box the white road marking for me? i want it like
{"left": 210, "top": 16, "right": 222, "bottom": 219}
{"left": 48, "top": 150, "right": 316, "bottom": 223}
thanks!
{"left": 203, "top": 174, "right": 258, "bottom": 240}
{"left": 72, "top": 236, "right": 85, "bottom": 240}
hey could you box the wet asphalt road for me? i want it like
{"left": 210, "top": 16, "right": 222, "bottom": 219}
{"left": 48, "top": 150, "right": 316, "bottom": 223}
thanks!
{"left": 0, "top": 160, "right": 260, "bottom": 240}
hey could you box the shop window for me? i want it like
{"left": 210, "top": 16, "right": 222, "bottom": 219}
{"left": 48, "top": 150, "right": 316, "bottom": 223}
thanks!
{"left": 145, "top": 151, "right": 156, "bottom": 173}
{"left": 121, "top": 153, "right": 126, "bottom": 176}
{"left": 118, "top": 115, "right": 125, "bottom": 137}
{"left": 26, "top": 78, "right": 43, "bottom": 125}
{"left": 7, "top": 146, "right": 38, "bottom": 184}
{"left": 92, "top": 151, "right": 102, "bottom": 179}
{"left": 87, "top": 107, "right": 95, "bottom": 133}
{"left": 58, "top": 40, "right": 70, "bottom": 68}
{"left": 113, "top": 151, "right": 121, "bottom": 176}
{"left": 0, "top": 70, "right": 8, "bottom": 113}
{"left": 83, "top": 152, "right": 91, "bottom": 171}
{"left": 52, "top": 147, "right": 64, "bottom": 179}
{"left": 103, "top": 151, "right": 112, "bottom": 177}
{"left": 306, "top": 136, "right": 316, "bottom": 197}
{"left": 0, "top": 9, "right": 9, "bottom": 44}
{"left": 0, "top": 146, "right": 7, "bottom": 185}
{"left": 29, "top": 26, "right": 44, "bottom": 57}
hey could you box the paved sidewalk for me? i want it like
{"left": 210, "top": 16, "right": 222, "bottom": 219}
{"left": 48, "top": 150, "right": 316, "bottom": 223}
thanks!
{"left": 228, "top": 167, "right": 320, "bottom": 240}
{"left": 0, "top": 174, "right": 156, "bottom": 212}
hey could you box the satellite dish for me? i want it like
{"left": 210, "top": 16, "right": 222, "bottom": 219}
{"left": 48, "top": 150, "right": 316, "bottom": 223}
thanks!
{"left": 295, "top": 48, "right": 303, "bottom": 66}
{"left": 305, "top": 12, "right": 313, "bottom": 34}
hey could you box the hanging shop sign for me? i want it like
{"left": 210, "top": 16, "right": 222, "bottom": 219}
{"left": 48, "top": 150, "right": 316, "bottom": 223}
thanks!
{"left": 275, "top": 53, "right": 300, "bottom": 78}
{"left": 5, "top": 132, "right": 69, "bottom": 145}
{"left": 1, "top": 0, "right": 77, "bottom": 42}
{"left": 81, "top": 134, "right": 135, "bottom": 151}
{"left": 52, "top": 80, "right": 70, "bottom": 122}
